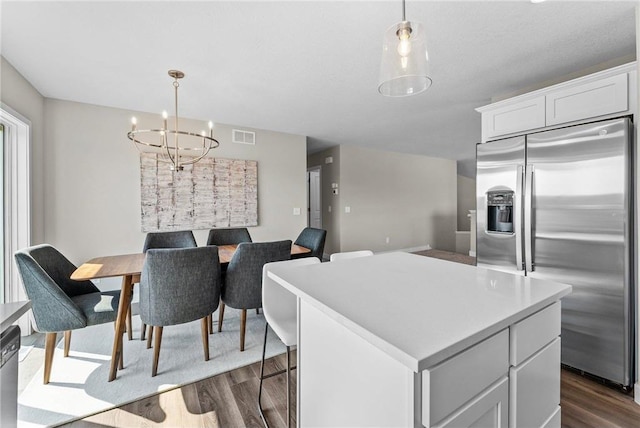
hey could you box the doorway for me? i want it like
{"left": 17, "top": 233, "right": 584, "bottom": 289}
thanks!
{"left": 307, "top": 166, "right": 321, "bottom": 228}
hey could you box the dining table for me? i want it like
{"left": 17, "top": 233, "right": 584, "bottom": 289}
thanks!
{"left": 70, "top": 243, "right": 311, "bottom": 382}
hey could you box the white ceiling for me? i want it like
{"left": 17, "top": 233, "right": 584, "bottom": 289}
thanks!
{"left": 1, "top": 1, "right": 637, "bottom": 176}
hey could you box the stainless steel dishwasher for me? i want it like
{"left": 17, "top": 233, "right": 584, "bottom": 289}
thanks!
{"left": 1, "top": 325, "right": 20, "bottom": 428}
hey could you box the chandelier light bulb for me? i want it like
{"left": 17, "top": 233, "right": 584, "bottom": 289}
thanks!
{"left": 208, "top": 121, "right": 214, "bottom": 129}
{"left": 162, "top": 110, "right": 168, "bottom": 119}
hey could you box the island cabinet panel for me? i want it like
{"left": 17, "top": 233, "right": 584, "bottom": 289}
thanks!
{"left": 509, "top": 338, "right": 561, "bottom": 428}
{"left": 298, "top": 300, "right": 416, "bottom": 427}
{"left": 422, "top": 330, "right": 509, "bottom": 426}
{"left": 434, "top": 377, "right": 508, "bottom": 428}
{"left": 510, "top": 302, "right": 561, "bottom": 366}
{"left": 545, "top": 73, "right": 628, "bottom": 126}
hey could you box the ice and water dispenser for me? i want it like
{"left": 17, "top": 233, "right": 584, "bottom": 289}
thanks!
{"left": 486, "top": 191, "right": 514, "bottom": 233}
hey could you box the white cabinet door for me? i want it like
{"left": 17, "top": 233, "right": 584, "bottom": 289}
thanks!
{"left": 545, "top": 73, "right": 628, "bottom": 126}
{"left": 509, "top": 338, "right": 561, "bottom": 428}
{"left": 482, "top": 96, "right": 545, "bottom": 140}
{"left": 423, "top": 330, "right": 509, "bottom": 426}
{"left": 435, "top": 377, "right": 509, "bottom": 428}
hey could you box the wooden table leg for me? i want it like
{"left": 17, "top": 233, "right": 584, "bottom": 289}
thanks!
{"left": 109, "top": 274, "right": 133, "bottom": 382}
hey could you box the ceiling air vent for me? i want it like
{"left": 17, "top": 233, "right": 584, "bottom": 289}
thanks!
{"left": 232, "top": 129, "right": 256, "bottom": 145}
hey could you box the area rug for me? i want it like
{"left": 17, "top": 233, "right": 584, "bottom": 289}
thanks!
{"left": 18, "top": 308, "right": 284, "bottom": 427}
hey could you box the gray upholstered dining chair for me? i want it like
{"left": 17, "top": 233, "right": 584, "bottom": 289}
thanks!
{"left": 142, "top": 230, "right": 197, "bottom": 252}
{"left": 14, "top": 244, "right": 122, "bottom": 384}
{"left": 206, "top": 227, "right": 253, "bottom": 333}
{"left": 139, "top": 246, "right": 221, "bottom": 377}
{"left": 140, "top": 230, "right": 197, "bottom": 344}
{"left": 206, "top": 227, "right": 252, "bottom": 246}
{"left": 291, "top": 227, "right": 327, "bottom": 260}
{"left": 219, "top": 240, "right": 291, "bottom": 351}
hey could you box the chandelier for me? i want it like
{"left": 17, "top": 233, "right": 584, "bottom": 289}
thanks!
{"left": 378, "top": 0, "right": 432, "bottom": 97}
{"left": 127, "top": 70, "right": 219, "bottom": 171}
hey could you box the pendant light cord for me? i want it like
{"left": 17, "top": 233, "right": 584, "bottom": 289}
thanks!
{"left": 402, "top": 0, "right": 406, "bottom": 21}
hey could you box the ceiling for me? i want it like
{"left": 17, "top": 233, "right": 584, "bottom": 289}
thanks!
{"left": 1, "top": 1, "right": 637, "bottom": 176}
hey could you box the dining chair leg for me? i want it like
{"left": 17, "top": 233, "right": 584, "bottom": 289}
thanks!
{"left": 240, "top": 309, "right": 247, "bottom": 352}
{"left": 118, "top": 334, "right": 124, "bottom": 370}
{"left": 201, "top": 317, "right": 210, "bottom": 361}
{"left": 43, "top": 332, "right": 57, "bottom": 384}
{"left": 146, "top": 325, "right": 154, "bottom": 349}
{"left": 113, "top": 321, "right": 124, "bottom": 369}
{"left": 217, "top": 301, "right": 225, "bottom": 333}
{"left": 256, "top": 308, "right": 260, "bottom": 315}
{"left": 208, "top": 314, "right": 213, "bottom": 335}
{"left": 141, "top": 322, "right": 147, "bottom": 340}
{"left": 126, "top": 304, "right": 133, "bottom": 341}
{"left": 152, "top": 326, "right": 163, "bottom": 377}
{"left": 63, "top": 330, "right": 72, "bottom": 357}
{"left": 257, "top": 323, "right": 270, "bottom": 428}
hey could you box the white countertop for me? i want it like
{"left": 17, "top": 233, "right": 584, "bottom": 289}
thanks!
{"left": 268, "top": 252, "right": 572, "bottom": 372}
{"left": 1, "top": 300, "right": 31, "bottom": 332}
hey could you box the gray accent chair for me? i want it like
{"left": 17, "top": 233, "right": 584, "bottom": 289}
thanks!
{"left": 206, "top": 228, "right": 252, "bottom": 246}
{"left": 291, "top": 227, "right": 327, "bottom": 260}
{"left": 14, "top": 244, "right": 122, "bottom": 384}
{"left": 219, "top": 240, "right": 291, "bottom": 351}
{"left": 139, "top": 246, "right": 221, "bottom": 377}
{"left": 140, "top": 230, "right": 198, "bottom": 344}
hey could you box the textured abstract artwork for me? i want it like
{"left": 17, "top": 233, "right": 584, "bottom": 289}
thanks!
{"left": 140, "top": 153, "right": 258, "bottom": 232}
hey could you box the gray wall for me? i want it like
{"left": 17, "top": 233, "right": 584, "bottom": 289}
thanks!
{"left": 0, "top": 57, "right": 45, "bottom": 245}
{"left": 43, "top": 99, "right": 308, "bottom": 266}
{"left": 457, "top": 175, "right": 476, "bottom": 231}
{"left": 316, "top": 145, "right": 458, "bottom": 253}
{"left": 308, "top": 146, "right": 341, "bottom": 255}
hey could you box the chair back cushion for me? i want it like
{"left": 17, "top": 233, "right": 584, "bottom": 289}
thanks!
{"left": 262, "top": 257, "right": 321, "bottom": 346}
{"left": 206, "top": 228, "right": 252, "bottom": 246}
{"left": 142, "top": 230, "right": 197, "bottom": 252}
{"left": 223, "top": 240, "right": 292, "bottom": 309}
{"left": 139, "top": 246, "right": 220, "bottom": 326}
{"left": 14, "top": 244, "right": 95, "bottom": 332}
{"left": 293, "top": 227, "right": 327, "bottom": 259}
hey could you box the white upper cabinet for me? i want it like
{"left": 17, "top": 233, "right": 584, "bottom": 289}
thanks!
{"left": 482, "top": 96, "right": 545, "bottom": 141}
{"left": 477, "top": 63, "right": 636, "bottom": 142}
{"left": 546, "top": 73, "right": 628, "bottom": 126}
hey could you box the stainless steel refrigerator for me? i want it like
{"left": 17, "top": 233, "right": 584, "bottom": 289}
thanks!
{"left": 476, "top": 117, "right": 634, "bottom": 387}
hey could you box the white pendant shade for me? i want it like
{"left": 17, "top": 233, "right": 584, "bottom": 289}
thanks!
{"left": 378, "top": 20, "right": 431, "bottom": 97}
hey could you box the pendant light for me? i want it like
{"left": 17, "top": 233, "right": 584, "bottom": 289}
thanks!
{"left": 378, "top": 0, "right": 432, "bottom": 97}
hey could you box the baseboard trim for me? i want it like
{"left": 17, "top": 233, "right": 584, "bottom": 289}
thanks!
{"left": 635, "top": 382, "right": 640, "bottom": 405}
{"left": 469, "top": 251, "right": 476, "bottom": 257}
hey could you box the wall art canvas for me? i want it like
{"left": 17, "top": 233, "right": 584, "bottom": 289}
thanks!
{"left": 140, "top": 153, "right": 258, "bottom": 232}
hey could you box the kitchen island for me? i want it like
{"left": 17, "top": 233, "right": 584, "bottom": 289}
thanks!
{"left": 267, "top": 252, "right": 572, "bottom": 428}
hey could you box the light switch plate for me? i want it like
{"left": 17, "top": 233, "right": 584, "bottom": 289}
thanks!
{"left": 293, "top": 207, "right": 301, "bottom": 215}
{"left": 345, "top": 206, "right": 351, "bottom": 213}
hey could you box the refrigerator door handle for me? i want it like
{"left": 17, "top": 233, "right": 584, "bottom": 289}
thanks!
{"left": 524, "top": 165, "right": 534, "bottom": 272}
{"left": 515, "top": 165, "right": 524, "bottom": 271}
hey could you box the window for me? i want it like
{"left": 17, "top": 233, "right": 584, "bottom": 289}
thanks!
{"left": 1, "top": 105, "right": 31, "bottom": 309}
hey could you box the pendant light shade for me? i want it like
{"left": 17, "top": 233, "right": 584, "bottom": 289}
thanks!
{"left": 378, "top": 2, "right": 431, "bottom": 97}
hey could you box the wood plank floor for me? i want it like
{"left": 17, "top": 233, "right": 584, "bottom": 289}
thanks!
{"left": 61, "top": 352, "right": 640, "bottom": 428}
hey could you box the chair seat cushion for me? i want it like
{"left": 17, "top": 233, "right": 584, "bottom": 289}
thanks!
{"left": 268, "top": 312, "right": 297, "bottom": 347}
{"left": 71, "top": 290, "right": 120, "bottom": 327}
